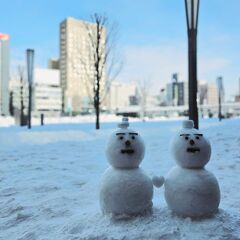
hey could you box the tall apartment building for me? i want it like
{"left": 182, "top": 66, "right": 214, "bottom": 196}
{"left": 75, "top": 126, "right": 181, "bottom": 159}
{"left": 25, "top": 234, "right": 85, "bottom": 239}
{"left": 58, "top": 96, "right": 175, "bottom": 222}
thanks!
{"left": 0, "top": 33, "right": 10, "bottom": 115}
{"left": 60, "top": 17, "right": 106, "bottom": 114}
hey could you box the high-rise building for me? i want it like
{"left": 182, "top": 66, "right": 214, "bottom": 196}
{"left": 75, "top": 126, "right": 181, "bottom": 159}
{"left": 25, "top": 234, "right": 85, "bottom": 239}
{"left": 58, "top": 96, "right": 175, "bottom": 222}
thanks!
{"left": 60, "top": 17, "right": 106, "bottom": 114}
{"left": 0, "top": 33, "right": 10, "bottom": 115}
{"left": 166, "top": 73, "right": 187, "bottom": 106}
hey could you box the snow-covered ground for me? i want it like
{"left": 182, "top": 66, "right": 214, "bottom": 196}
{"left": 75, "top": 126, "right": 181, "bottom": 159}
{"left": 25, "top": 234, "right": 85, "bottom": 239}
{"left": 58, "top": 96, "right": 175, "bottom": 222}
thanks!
{"left": 0, "top": 117, "right": 240, "bottom": 240}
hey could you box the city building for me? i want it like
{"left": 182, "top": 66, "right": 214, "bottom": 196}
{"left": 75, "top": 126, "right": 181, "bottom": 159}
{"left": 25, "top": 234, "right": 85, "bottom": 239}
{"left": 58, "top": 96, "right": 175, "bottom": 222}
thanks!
{"left": 0, "top": 33, "right": 10, "bottom": 115}
{"left": 207, "top": 83, "right": 219, "bottom": 105}
{"left": 60, "top": 17, "right": 106, "bottom": 114}
{"left": 198, "top": 81, "right": 208, "bottom": 105}
{"left": 48, "top": 58, "right": 59, "bottom": 70}
{"left": 106, "top": 81, "right": 137, "bottom": 112}
{"left": 198, "top": 81, "right": 219, "bottom": 105}
{"left": 10, "top": 68, "right": 62, "bottom": 119}
{"left": 166, "top": 73, "right": 187, "bottom": 106}
{"left": 9, "top": 74, "right": 28, "bottom": 116}
{"left": 233, "top": 78, "right": 240, "bottom": 102}
{"left": 157, "top": 88, "right": 167, "bottom": 106}
{"left": 32, "top": 68, "right": 62, "bottom": 116}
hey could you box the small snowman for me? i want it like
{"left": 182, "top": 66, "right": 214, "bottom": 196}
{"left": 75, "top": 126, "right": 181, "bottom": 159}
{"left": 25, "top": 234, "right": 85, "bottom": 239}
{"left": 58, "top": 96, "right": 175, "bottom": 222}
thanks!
{"left": 100, "top": 117, "right": 159, "bottom": 217}
{"left": 164, "top": 120, "right": 220, "bottom": 218}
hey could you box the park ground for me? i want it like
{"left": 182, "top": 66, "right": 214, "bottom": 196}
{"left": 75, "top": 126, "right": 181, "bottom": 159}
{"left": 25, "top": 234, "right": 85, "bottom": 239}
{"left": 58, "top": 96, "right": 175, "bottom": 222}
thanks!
{"left": 0, "top": 117, "right": 240, "bottom": 240}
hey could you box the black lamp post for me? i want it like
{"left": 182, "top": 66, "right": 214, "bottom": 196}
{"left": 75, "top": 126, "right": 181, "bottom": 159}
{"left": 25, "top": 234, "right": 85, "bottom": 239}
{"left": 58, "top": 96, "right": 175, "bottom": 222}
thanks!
{"left": 217, "top": 76, "right": 223, "bottom": 121}
{"left": 26, "top": 49, "right": 34, "bottom": 129}
{"left": 185, "top": 0, "right": 200, "bottom": 129}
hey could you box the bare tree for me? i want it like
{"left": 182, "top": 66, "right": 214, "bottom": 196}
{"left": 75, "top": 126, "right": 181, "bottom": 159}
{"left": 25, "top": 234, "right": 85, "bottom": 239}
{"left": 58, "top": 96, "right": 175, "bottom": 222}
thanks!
{"left": 82, "top": 13, "right": 122, "bottom": 129}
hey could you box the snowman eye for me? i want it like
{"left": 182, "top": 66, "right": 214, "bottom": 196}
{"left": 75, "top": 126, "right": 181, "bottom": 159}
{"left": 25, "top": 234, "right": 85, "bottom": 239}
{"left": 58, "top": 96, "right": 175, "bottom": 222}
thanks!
{"left": 195, "top": 136, "right": 200, "bottom": 140}
{"left": 185, "top": 137, "right": 189, "bottom": 140}
{"left": 131, "top": 136, "right": 135, "bottom": 140}
{"left": 119, "top": 136, "right": 124, "bottom": 140}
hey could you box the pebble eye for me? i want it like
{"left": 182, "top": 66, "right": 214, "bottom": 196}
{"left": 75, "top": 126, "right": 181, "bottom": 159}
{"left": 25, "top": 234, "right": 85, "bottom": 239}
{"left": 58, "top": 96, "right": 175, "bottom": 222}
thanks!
{"left": 196, "top": 136, "right": 200, "bottom": 140}
{"left": 131, "top": 136, "right": 135, "bottom": 140}
{"left": 119, "top": 136, "right": 124, "bottom": 140}
{"left": 185, "top": 137, "right": 189, "bottom": 140}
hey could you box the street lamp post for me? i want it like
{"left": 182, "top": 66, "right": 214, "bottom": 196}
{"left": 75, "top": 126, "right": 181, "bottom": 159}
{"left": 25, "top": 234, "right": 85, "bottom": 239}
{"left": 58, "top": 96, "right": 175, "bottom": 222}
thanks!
{"left": 185, "top": 0, "right": 200, "bottom": 129}
{"left": 217, "top": 76, "right": 223, "bottom": 121}
{"left": 26, "top": 49, "right": 34, "bottom": 129}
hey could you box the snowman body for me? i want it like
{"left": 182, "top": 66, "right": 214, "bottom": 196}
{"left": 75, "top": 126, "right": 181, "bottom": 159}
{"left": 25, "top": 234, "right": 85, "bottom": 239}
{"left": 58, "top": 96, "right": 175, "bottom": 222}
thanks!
{"left": 100, "top": 118, "right": 153, "bottom": 216}
{"left": 100, "top": 167, "right": 153, "bottom": 215}
{"left": 164, "top": 120, "right": 220, "bottom": 218}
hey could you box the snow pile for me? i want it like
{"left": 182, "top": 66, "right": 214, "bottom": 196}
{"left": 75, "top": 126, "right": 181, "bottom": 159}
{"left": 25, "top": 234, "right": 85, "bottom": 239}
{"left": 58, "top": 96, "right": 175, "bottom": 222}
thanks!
{"left": 0, "top": 118, "right": 240, "bottom": 239}
{"left": 0, "top": 116, "right": 15, "bottom": 127}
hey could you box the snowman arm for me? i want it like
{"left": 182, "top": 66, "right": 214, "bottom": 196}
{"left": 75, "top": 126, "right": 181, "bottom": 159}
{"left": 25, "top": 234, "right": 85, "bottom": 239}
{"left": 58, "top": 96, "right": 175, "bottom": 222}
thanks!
{"left": 152, "top": 176, "right": 165, "bottom": 188}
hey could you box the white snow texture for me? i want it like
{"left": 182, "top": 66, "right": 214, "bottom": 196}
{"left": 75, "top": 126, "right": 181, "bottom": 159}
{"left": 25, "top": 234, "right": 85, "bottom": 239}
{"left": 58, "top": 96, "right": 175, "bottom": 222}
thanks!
{"left": 0, "top": 117, "right": 240, "bottom": 239}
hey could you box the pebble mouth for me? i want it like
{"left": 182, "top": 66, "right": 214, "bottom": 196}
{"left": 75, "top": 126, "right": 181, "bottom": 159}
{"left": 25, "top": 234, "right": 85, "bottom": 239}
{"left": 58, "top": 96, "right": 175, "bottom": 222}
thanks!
{"left": 187, "top": 147, "right": 200, "bottom": 153}
{"left": 121, "top": 149, "right": 134, "bottom": 154}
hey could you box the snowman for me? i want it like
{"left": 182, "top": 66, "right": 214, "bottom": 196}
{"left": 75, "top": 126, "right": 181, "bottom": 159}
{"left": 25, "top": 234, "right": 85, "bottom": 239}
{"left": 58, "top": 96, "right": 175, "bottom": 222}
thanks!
{"left": 164, "top": 120, "right": 220, "bottom": 218}
{"left": 100, "top": 117, "right": 163, "bottom": 217}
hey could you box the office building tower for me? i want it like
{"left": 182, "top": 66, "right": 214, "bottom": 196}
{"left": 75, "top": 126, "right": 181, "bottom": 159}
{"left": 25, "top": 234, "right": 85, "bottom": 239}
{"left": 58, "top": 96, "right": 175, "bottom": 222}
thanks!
{"left": 60, "top": 17, "right": 106, "bottom": 114}
{"left": 166, "top": 73, "right": 186, "bottom": 106}
{"left": 0, "top": 33, "right": 10, "bottom": 115}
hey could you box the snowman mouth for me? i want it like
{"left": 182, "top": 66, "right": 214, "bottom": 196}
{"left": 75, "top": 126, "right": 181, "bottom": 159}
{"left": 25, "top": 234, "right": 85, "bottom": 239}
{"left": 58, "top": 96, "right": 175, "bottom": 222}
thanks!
{"left": 187, "top": 147, "right": 200, "bottom": 153}
{"left": 121, "top": 149, "right": 134, "bottom": 154}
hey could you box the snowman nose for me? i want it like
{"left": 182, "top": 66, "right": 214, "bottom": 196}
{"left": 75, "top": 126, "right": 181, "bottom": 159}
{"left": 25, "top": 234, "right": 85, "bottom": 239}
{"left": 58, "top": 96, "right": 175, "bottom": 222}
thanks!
{"left": 189, "top": 139, "right": 195, "bottom": 145}
{"left": 125, "top": 140, "right": 131, "bottom": 146}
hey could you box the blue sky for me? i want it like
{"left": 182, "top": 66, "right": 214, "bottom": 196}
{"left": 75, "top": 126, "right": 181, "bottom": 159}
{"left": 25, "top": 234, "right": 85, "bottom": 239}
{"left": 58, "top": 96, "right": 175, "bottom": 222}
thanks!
{"left": 1, "top": 0, "right": 240, "bottom": 99}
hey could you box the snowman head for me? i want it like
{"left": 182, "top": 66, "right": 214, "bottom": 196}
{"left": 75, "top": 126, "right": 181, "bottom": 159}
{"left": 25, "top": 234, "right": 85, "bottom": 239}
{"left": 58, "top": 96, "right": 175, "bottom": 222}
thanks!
{"left": 171, "top": 120, "right": 211, "bottom": 168}
{"left": 106, "top": 117, "right": 145, "bottom": 169}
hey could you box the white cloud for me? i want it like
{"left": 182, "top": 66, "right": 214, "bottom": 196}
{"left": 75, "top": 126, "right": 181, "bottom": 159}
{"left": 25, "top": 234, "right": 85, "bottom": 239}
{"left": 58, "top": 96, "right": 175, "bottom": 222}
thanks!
{"left": 119, "top": 43, "right": 231, "bottom": 95}
{"left": 119, "top": 44, "right": 187, "bottom": 94}
{"left": 198, "top": 57, "right": 231, "bottom": 80}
